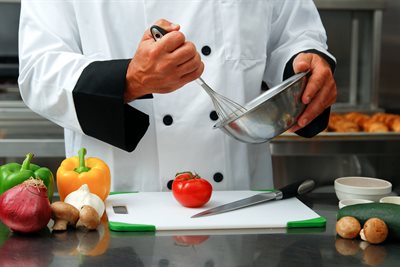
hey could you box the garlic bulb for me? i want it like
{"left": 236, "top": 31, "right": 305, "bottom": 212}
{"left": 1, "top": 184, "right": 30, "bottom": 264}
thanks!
{"left": 64, "top": 184, "right": 105, "bottom": 217}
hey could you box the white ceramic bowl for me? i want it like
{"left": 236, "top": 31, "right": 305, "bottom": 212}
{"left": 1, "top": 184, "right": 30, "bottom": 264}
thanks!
{"left": 334, "top": 176, "right": 392, "bottom": 201}
{"left": 338, "top": 198, "right": 374, "bottom": 209}
{"left": 379, "top": 196, "right": 400, "bottom": 205}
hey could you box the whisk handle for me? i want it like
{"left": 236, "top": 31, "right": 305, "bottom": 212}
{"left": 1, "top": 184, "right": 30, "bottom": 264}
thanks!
{"left": 150, "top": 25, "right": 169, "bottom": 41}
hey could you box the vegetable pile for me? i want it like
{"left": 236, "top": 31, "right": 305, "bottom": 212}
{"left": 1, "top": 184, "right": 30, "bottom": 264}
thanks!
{"left": 172, "top": 171, "right": 213, "bottom": 208}
{"left": 0, "top": 147, "right": 110, "bottom": 234}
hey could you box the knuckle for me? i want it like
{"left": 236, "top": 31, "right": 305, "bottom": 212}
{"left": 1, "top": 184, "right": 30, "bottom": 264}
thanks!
{"left": 187, "top": 66, "right": 203, "bottom": 81}
{"left": 186, "top": 41, "right": 196, "bottom": 52}
{"left": 155, "top": 18, "right": 169, "bottom": 27}
{"left": 194, "top": 53, "right": 202, "bottom": 65}
{"left": 321, "top": 67, "right": 333, "bottom": 77}
{"left": 197, "top": 62, "right": 205, "bottom": 76}
{"left": 172, "top": 31, "right": 185, "bottom": 43}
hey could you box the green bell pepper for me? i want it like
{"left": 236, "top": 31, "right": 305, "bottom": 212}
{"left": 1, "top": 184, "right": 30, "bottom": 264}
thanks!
{"left": 0, "top": 153, "right": 54, "bottom": 201}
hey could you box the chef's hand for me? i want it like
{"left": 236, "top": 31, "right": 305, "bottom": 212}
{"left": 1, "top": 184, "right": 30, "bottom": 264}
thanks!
{"left": 288, "top": 53, "right": 337, "bottom": 132}
{"left": 124, "top": 19, "right": 204, "bottom": 102}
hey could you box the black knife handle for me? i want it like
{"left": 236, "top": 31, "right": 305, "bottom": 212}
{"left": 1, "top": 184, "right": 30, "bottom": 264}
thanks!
{"left": 279, "top": 179, "right": 315, "bottom": 199}
{"left": 150, "top": 25, "right": 168, "bottom": 41}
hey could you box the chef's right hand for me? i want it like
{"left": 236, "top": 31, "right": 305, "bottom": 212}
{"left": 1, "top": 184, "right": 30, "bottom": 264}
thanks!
{"left": 124, "top": 19, "right": 204, "bottom": 102}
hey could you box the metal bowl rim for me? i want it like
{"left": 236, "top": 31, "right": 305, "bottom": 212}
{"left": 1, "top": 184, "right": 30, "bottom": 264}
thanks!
{"left": 214, "top": 71, "right": 309, "bottom": 129}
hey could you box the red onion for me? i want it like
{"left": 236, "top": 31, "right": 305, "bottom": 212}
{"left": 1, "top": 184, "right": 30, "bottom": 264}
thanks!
{"left": 0, "top": 178, "right": 51, "bottom": 233}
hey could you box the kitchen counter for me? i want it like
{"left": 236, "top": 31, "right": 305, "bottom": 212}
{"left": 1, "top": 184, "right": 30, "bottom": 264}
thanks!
{"left": 1, "top": 190, "right": 399, "bottom": 267}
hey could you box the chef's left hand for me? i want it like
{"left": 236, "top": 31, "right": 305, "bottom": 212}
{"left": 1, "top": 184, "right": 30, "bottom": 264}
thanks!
{"left": 288, "top": 52, "right": 337, "bottom": 132}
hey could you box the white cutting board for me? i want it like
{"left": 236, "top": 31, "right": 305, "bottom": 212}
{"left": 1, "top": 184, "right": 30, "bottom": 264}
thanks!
{"left": 105, "top": 191, "right": 325, "bottom": 232}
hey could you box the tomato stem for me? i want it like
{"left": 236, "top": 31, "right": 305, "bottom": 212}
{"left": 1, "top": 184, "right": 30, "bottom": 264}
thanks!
{"left": 175, "top": 171, "right": 194, "bottom": 180}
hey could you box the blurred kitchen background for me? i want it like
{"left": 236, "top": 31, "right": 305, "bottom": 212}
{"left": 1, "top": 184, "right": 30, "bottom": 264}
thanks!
{"left": 1, "top": 0, "right": 399, "bottom": 191}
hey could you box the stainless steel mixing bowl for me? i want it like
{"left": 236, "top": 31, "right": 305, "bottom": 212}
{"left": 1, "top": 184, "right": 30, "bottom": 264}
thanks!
{"left": 214, "top": 71, "right": 309, "bottom": 143}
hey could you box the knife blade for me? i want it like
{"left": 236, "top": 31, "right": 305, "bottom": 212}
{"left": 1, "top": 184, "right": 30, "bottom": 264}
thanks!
{"left": 191, "top": 179, "right": 315, "bottom": 218}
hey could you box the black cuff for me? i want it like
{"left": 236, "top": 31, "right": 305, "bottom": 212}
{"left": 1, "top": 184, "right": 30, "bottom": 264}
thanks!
{"left": 73, "top": 60, "right": 150, "bottom": 152}
{"left": 283, "top": 49, "right": 335, "bottom": 138}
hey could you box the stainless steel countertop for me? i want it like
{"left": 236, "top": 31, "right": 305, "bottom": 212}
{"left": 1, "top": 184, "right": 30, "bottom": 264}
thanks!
{"left": 271, "top": 132, "right": 400, "bottom": 156}
{"left": 2, "top": 132, "right": 400, "bottom": 157}
{"left": 1, "top": 190, "right": 399, "bottom": 267}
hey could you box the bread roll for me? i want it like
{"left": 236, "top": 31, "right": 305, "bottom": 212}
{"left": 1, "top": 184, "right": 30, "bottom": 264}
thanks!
{"left": 391, "top": 118, "right": 400, "bottom": 132}
{"left": 362, "top": 119, "right": 389, "bottom": 133}
{"left": 328, "top": 113, "right": 359, "bottom": 132}
{"left": 344, "top": 112, "right": 370, "bottom": 128}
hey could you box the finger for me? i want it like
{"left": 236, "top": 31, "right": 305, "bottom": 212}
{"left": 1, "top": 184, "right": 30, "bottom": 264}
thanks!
{"left": 172, "top": 42, "right": 198, "bottom": 66}
{"left": 296, "top": 81, "right": 336, "bottom": 128}
{"left": 154, "top": 18, "right": 180, "bottom": 32}
{"left": 178, "top": 62, "right": 204, "bottom": 85}
{"left": 158, "top": 31, "right": 186, "bottom": 53}
{"left": 293, "top": 53, "right": 317, "bottom": 104}
{"left": 293, "top": 53, "right": 312, "bottom": 74}
{"left": 155, "top": 66, "right": 204, "bottom": 94}
{"left": 301, "top": 71, "right": 327, "bottom": 104}
{"left": 176, "top": 53, "right": 202, "bottom": 77}
{"left": 287, "top": 124, "right": 302, "bottom": 133}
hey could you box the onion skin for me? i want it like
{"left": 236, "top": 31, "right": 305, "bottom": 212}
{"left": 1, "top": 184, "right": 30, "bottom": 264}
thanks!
{"left": 0, "top": 178, "right": 51, "bottom": 233}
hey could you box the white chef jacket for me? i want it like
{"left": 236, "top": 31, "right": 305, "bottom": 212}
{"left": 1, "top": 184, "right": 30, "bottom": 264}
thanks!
{"left": 18, "top": 0, "right": 335, "bottom": 192}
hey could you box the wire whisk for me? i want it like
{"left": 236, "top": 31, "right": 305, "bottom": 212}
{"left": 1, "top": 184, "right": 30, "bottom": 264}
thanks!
{"left": 196, "top": 78, "right": 247, "bottom": 121}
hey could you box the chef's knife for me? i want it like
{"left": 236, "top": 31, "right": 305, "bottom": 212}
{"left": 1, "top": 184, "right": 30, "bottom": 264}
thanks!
{"left": 191, "top": 179, "right": 315, "bottom": 218}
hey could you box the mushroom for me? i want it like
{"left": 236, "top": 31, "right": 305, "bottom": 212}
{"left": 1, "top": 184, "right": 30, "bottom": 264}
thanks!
{"left": 51, "top": 201, "right": 80, "bottom": 231}
{"left": 336, "top": 216, "right": 361, "bottom": 239}
{"left": 360, "top": 218, "right": 388, "bottom": 244}
{"left": 76, "top": 205, "right": 100, "bottom": 231}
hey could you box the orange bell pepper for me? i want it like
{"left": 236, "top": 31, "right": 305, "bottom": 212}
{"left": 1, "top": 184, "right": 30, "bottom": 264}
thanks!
{"left": 57, "top": 148, "right": 111, "bottom": 201}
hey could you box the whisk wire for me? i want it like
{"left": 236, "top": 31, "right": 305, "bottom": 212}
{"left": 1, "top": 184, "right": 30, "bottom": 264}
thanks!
{"left": 196, "top": 78, "right": 247, "bottom": 121}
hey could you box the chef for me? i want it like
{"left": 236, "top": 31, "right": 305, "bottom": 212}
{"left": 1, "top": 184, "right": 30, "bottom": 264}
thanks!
{"left": 18, "top": 0, "right": 336, "bottom": 192}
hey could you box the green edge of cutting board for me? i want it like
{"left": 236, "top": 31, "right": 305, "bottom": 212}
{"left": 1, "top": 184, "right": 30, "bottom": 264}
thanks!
{"left": 108, "top": 221, "right": 156, "bottom": 232}
{"left": 287, "top": 216, "right": 326, "bottom": 228}
{"left": 107, "top": 216, "right": 326, "bottom": 232}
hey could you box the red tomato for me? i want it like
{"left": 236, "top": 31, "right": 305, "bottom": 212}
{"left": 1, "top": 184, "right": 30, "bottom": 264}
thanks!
{"left": 172, "top": 172, "right": 212, "bottom": 208}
